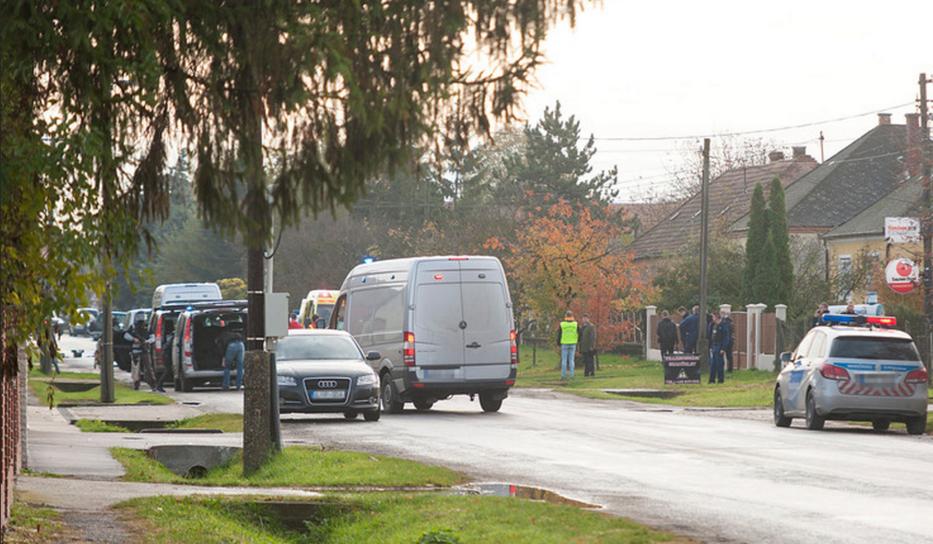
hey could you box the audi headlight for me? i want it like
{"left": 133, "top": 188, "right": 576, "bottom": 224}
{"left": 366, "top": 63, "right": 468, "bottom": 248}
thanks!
{"left": 277, "top": 375, "right": 297, "bottom": 386}
{"left": 357, "top": 373, "right": 378, "bottom": 387}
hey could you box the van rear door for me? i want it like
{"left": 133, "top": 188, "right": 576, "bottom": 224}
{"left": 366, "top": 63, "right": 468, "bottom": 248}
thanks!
{"left": 413, "top": 261, "right": 465, "bottom": 371}
{"left": 460, "top": 263, "right": 512, "bottom": 380}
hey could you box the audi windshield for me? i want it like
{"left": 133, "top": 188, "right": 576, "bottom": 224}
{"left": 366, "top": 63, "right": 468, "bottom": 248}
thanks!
{"left": 275, "top": 335, "right": 362, "bottom": 361}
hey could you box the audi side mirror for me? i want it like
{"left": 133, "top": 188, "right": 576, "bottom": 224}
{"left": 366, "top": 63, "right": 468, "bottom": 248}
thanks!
{"left": 366, "top": 351, "right": 381, "bottom": 361}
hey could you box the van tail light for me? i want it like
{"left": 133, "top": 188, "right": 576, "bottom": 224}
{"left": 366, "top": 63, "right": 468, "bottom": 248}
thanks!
{"left": 906, "top": 367, "right": 929, "bottom": 384}
{"left": 183, "top": 318, "right": 193, "bottom": 359}
{"left": 509, "top": 330, "right": 518, "bottom": 368}
{"left": 403, "top": 331, "right": 415, "bottom": 367}
{"left": 154, "top": 317, "right": 163, "bottom": 356}
{"left": 820, "top": 364, "right": 851, "bottom": 381}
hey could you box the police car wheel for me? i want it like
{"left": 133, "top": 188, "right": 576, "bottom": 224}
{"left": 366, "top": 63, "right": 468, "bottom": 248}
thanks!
{"left": 773, "top": 388, "right": 792, "bottom": 428}
{"left": 805, "top": 390, "right": 824, "bottom": 431}
{"left": 871, "top": 419, "right": 890, "bottom": 432}
{"left": 906, "top": 416, "right": 927, "bottom": 435}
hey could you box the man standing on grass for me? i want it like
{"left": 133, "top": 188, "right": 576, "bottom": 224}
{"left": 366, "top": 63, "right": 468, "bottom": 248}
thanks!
{"left": 579, "top": 315, "right": 597, "bottom": 377}
{"left": 680, "top": 305, "right": 699, "bottom": 354}
{"left": 657, "top": 310, "right": 677, "bottom": 357}
{"left": 708, "top": 312, "right": 730, "bottom": 384}
{"left": 556, "top": 311, "right": 579, "bottom": 381}
{"left": 721, "top": 310, "right": 734, "bottom": 372}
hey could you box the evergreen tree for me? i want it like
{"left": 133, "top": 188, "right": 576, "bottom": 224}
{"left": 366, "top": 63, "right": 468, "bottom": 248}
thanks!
{"left": 753, "top": 231, "right": 781, "bottom": 307}
{"left": 742, "top": 183, "right": 769, "bottom": 302}
{"left": 768, "top": 177, "right": 793, "bottom": 306}
{"left": 499, "top": 101, "right": 619, "bottom": 210}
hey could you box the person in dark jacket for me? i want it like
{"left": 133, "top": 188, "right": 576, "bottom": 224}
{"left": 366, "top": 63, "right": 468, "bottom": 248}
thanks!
{"left": 657, "top": 310, "right": 678, "bottom": 357}
{"left": 811, "top": 303, "right": 829, "bottom": 327}
{"left": 679, "top": 306, "right": 699, "bottom": 354}
{"left": 721, "top": 311, "right": 734, "bottom": 372}
{"left": 578, "top": 315, "right": 597, "bottom": 377}
{"left": 708, "top": 312, "right": 731, "bottom": 384}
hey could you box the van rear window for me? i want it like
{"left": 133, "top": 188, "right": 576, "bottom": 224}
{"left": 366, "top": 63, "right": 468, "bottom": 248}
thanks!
{"left": 829, "top": 336, "right": 920, "bottom": 361}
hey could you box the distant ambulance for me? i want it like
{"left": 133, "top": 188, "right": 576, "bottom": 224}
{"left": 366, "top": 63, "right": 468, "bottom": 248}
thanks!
{"left": 298, "top": 289, "right": 339, "bottom": 328}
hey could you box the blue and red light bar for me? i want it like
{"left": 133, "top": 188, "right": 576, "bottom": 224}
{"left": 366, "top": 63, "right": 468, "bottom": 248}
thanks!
{"left": 821, "top": 314, "right": 896, "bottom": 327}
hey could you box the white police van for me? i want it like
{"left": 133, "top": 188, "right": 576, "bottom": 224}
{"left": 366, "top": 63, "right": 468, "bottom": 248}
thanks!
{"left": 774, "top": 314, "right": 928, "bottom": 434}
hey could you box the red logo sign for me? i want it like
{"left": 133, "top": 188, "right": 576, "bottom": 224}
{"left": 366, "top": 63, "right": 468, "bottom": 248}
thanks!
{"left": 885, "top": 258, "right": 918, "bottom": 294}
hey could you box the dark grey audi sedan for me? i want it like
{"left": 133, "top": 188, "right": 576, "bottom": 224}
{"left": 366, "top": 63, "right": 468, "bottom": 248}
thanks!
{"left": 275, "top": 329, "right": 381, "bottom": 421}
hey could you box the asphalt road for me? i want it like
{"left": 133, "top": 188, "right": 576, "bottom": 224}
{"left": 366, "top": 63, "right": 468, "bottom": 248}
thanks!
{"left": 60, "top": 334, "right": 933, "bottom": 543}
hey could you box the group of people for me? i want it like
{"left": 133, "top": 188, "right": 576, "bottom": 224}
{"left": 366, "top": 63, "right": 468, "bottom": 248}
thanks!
{"left": 555, "top": 311, "right": 598, "bottom": 380}
{"left": 657, "top": 306, "right": 734, "bottom": 384}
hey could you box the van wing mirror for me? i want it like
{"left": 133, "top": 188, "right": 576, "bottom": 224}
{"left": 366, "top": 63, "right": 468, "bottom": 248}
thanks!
{"left": 366, "top": 351, "right": 381, "bottom": 361}
{"left": 780, "top": 352, "right": 792, "bottom": 365}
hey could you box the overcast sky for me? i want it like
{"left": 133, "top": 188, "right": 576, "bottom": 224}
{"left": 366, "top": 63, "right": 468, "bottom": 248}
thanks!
{"left": 519, "top": 0, "right": 932, "bottom": 202}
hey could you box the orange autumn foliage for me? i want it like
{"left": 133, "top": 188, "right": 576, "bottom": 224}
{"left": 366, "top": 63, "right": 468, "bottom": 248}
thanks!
{"left": 487, "top": 201, "right": 651, "bottom": 350}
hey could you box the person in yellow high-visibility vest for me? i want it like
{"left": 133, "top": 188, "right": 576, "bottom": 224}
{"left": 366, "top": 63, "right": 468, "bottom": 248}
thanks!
{"left": 556, "top": 310, "right": 579, "bottom": 380}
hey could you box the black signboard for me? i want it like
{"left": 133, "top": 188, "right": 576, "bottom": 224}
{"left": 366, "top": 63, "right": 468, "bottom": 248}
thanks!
{"left": 663, "top": 354, "right": 701, "bottom": 385}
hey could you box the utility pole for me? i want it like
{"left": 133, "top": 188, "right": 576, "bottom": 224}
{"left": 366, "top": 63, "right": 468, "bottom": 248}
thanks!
{"left": 697, "top": 138, "right": 712, "bottom": 370}
{"left": 920, "top": 72, "right": 932, "bottom": 371}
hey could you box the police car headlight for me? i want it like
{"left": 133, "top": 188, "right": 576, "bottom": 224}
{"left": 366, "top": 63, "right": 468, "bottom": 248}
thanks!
{"left": 277, "top": 375, "right": 297, "bottom": 386}
{"left": 357, "top": 373, "right": 378, "bottom": 387}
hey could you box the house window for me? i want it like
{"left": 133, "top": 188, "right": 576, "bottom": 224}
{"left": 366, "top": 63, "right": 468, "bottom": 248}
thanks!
{"left": 838, "top": 255, "right": 852, "bottom": 276}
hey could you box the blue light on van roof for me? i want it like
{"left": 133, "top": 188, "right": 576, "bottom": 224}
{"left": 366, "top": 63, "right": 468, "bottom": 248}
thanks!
{"left": 362, "top": 255, "right": 375, "bottom": 264}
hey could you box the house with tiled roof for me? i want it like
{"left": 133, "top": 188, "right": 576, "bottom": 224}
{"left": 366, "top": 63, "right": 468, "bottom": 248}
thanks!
{"left": 730, "top": 112, "right": 926, "bottom": 297}
{"left": 630, "top": 148, "right": 818, "bottom": 261}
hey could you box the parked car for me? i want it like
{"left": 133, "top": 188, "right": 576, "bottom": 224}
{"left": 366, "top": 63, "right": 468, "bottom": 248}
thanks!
{"left": 71, "top": 307, "right": 99, "bottom": 336}
{"left": 774, "top": 314, "right": 928, "bottom": 434}
{"left": 171, "top": 301, "right": 248, "bottom": 392}
{"left": 152, "top": 282, "right": 222, "bottom": 308}
{"left": 330, "top": 256, "right": 516, "bottom": 414}
{"left": 276, "top": 329, "right": 381, "bottom": 421}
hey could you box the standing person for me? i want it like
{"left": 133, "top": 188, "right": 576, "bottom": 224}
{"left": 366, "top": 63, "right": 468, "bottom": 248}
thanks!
{"left": 708, "top": 312, "right": 730, "bottom": 384}
{"left": 811, "top": 303, "right": 829, "bottom": 327}
{"left": 579, "top": 315, "right": 597, "bottom": 377}
{"left": 125, "top": 320, "right": 155, "bottom": 390}
{"left": 841, "top": 303, "right": 856, "bottom": 315}
{"left": 219, "top": 323, "right": 245, "bottom": 391}
{"left": 657, "top": 310, "right": 677, "bottom": 357}
{"left": 680, "top": 305, "right": 699, "bottom": 355}
{"left": 721, "top": 310, "right": 734, "bottom": 373}
{"left": 676, "top": 306, "right": 687, "bottom": 351}
{"left": 555, "top": 311, "right": 579, "bottom": 381}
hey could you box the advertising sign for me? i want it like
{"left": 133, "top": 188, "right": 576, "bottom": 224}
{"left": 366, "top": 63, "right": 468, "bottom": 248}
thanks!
{"left": 663, "top": 354, "right": 701, "bottom": 385}
{"left": 884, "top": 217, "right": 920, "bottom": 244}
{"left": 885, "top": 257, "right": 919, "bottom": 294}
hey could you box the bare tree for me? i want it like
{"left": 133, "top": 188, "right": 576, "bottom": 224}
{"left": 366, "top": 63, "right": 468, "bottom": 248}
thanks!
{"left": 664, "top": 136, "right": 782, "bottom": 198}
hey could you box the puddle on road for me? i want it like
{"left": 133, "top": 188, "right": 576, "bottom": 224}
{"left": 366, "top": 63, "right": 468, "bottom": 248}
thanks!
{"left": 453, "top": 483, "right": 600, "bottom": 509}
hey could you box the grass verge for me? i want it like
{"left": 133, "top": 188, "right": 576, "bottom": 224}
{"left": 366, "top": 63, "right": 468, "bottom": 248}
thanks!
{"left": 4, "top": 499, "right": 67, "bottom": 543}
{"left": 112, "top": 446, "right": 465, "bottom": 488}
{"left": 516, "top": 350, "right": 776, "bottom": 408}
{"left": 118, "top": 494, "right": 686, "bottom": 544}
{"left": 170, "top": 412, "right": 243, "bottom": 433}
{"left": 74, "top": 413, "right": 242, "bottom": 434}
{"left": 74, "top": 419, "right": 131, "bottom": 432}
{"left": 27, "top": 376, "right": 171, "bottom": 407}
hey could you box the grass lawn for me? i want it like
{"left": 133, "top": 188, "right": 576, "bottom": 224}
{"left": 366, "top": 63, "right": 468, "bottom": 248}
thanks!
{"left": 28, "top": 371, "right": 172, "bottom": 407}
{"left": 112, "top": 446, "right": 465, "bottom": 488}
{"left": 4, "top": 498, "right": 67, "bottom": 543}
{"left": 118, "top": 494, "right": 686, "bottom": 544}
{"left": 74, "top": 413, "right": 244, "bottom": 434}
{"left": 170, "top": 412, "right": 243, "bottom": 433}
{"left": 516, "top": 349, "right": 776, "bottom": 408}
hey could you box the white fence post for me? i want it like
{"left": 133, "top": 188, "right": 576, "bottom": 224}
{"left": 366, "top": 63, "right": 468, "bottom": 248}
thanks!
{"left": 645, "top": 306, "right": 658, "bottom": 361}
{"left": 746, "top": 303, "right": 767, "bottom": 370}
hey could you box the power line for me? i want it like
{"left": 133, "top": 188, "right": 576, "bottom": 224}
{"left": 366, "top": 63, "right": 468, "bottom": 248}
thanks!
{"left": 593, "top": 101, "right": 914, "bottom": 142}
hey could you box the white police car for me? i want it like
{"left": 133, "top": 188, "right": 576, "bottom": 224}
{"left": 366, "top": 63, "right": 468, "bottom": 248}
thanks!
{"left": 774, "top": 314, "right": 929, "bottom": 434}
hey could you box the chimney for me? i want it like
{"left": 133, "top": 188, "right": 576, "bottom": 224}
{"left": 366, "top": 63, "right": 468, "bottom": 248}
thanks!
{"left": 792, "top": 146, "right": 807, "bottom": 159}
{"left": 905, "top": 113, "right": 921, "bottom": 178}
{"left": 877, "top": 113, "right": 892, "bottom": 125}
{"left": 768, "top": 150, "right": 785, "bottom": 162}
